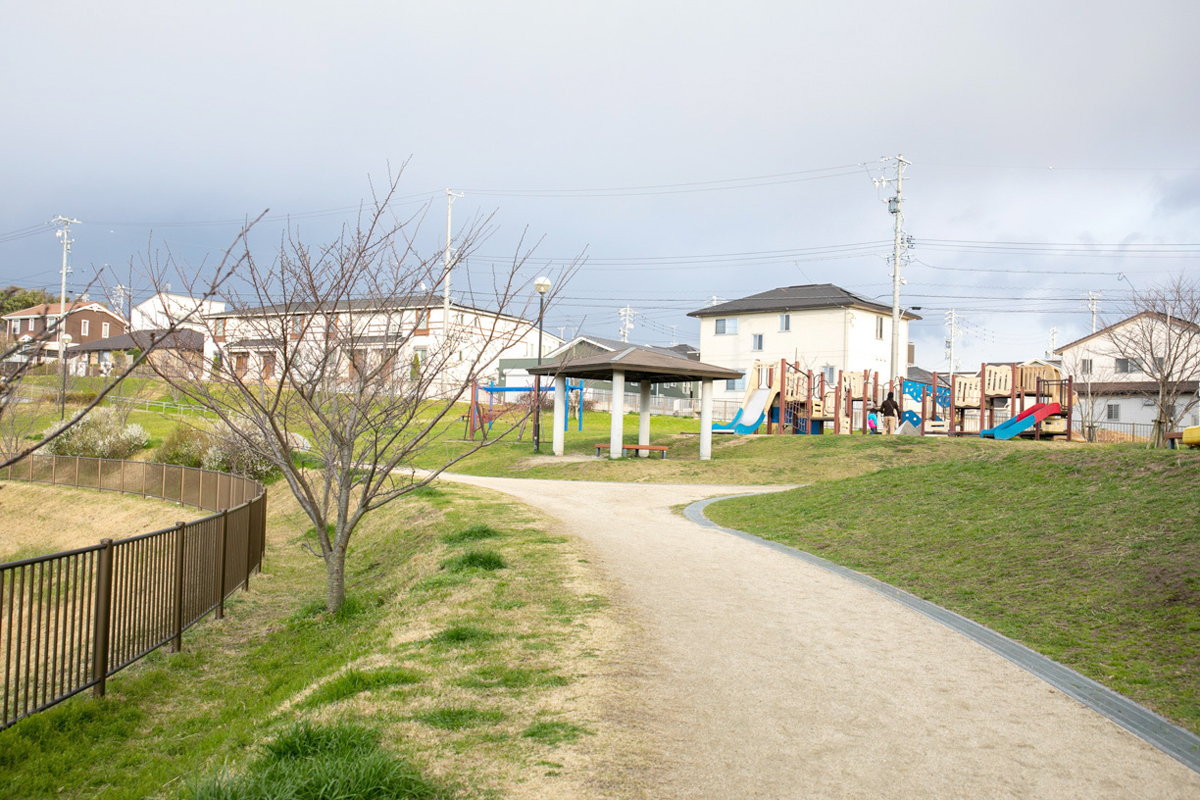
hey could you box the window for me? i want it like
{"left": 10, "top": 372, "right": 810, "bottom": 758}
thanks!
{"left": 875, "top": 316, "right": 885, "bottom": 340}
{"left": 414, "top": 309, "right": 430, "bottom": 333}
{"left": 213, "top": 318, "right": 226, "bottom": 337}
{"left": 714, "top": 317, "right": 737, "bottom": 335}
{"left": 822, "top": 365, "right": 836, "bottom": 385}
{"left": 1106, "top": 404, "right": 1120, "bottom": 421}
{"left": 410, "top": 346, "right": 427, "bottom": 379}
{"left": 1115, "top": 358, "right": 1139, "bottom": 374}
{"left": 80, "top": 319, "right": 90, "bottom": 336}
{"left": 101, "top": 322, "right": 110, "bottom": 338}
{"left": 261, "top": 352, "right": 276, "bottom": 380}
{"left": 752, "top": 334, "right": 764, "bottom": 351}
{"left": 779, "top": 314, "right": 790, "bottom": 332}
{"left": 1080, "top": 358, "right": 1093, "bottom": 376}
{"left": 290, "top": 315, "right": 304, "bottom": 336}
{"left": 725, "top": 376, "right": 746, "bottom": 391}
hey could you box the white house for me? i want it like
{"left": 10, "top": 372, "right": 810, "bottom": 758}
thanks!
{"left": 207, "top": 297, "right": 560, "bottom": 395}
{"left": 131, "top": 293, "right": 227, "bottom": 372}
{"left": 687, "top": 284, "right": 918, "bottom": 402}
{"left": 1055, "top": 311, "right": 1200, "bottom": 430}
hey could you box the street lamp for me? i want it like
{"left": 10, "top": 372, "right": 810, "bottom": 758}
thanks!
{"left": 532, "top": 276, "right": 551, "bottom": 452}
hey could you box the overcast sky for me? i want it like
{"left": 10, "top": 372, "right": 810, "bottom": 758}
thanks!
{"left": 3, "top": 1, "right": 1198, "bottom": 370}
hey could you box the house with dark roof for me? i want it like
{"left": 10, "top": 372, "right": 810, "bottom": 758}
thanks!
{"left": 2, "top": 301, "right": 129, "bottom": 363}
{"left": 67, "top": 329, "right": 205, "bottom": 379}
{"left": 1054, "top": 311, "right": 1200, "bottom": 431}
{"left": 687, "top": 284, "right": 920, "bottom": 399}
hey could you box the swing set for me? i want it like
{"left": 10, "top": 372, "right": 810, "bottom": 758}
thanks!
{"left": 464, "top": 380, "right": 586, "bottom": 441}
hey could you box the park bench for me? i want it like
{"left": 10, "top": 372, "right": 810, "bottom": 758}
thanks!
{"left": 594, "top": 443, "right": 669, "bottom": 459}
{"left": 1166, "top": 431, "right": 1184, "bottom": 450}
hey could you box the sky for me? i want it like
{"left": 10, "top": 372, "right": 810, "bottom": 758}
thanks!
{"left": 2, "top": 1, "right": 1199, "bottom": 371}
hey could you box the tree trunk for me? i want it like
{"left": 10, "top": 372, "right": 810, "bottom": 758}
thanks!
{"left": 325, "top": 549, "right": 346, "bottom": 614}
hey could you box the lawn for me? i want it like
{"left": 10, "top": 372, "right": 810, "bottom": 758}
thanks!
{"left": 704, "top": 446, "right": 1200, "bottom": 734}
{"left": 0, "top": 479, "right": 617, "bottom": 799}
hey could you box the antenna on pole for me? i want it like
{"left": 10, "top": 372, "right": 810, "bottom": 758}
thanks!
{"left": 1085, "top": 291, "right": 1101, "bottom": 334}
{"left": 873, "top": 155, "right": 910, "bottom": 384}
{"left": 944, "top": 308, "right": 963, "bottom": 380}
{"left": 617, "top": 305, "right": 637, "bottom": 343}
{"left": 52, "top": 216, "right": 81, "bottom": 420}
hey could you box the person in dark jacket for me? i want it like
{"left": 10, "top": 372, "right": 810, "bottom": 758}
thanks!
{"left": 880, "top": 391, "right": 900, "bottom": 435}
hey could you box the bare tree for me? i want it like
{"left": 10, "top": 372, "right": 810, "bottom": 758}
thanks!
{"left": 1102, "top": 276, "right": 1200, "bottom": 447}
{"left": 151, "top": 173, "right": 577, "bottom": 613}
{"left": 1057, "top": 350, "right": 1115, "bottom": 441}
{"left": 0, "top": 222, "right": 258, "bottom": 469}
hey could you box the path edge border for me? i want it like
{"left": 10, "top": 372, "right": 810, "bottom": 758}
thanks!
{"left": 684, "top": 493, "right": 1200, "bottom": 775}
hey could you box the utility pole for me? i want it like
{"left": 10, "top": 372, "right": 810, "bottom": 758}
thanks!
{"left": 944, "top": 308, "right": 962, "bottom": 381}
{"left": 52, "top": 216, "right": 80, "bottom": 420}
{"left": 1086, "top": 291, "right": 1101, "bottom": 333}
{"left": 1047, "top": 327, "right": 1059, "bottom": 360}
{"left": 670, "top": 325, "right": 678, "bottom": 347}
{"left": 442, "top": 190, "right": 464, "bottom": 342}
{"left": 617, "top": 305, "right": 636, "bottom": 343}
{"left": 874, "top": 156, "right": 910, "bottom": 384}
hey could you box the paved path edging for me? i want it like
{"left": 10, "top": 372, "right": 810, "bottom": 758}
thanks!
{"left": 685, "top": 493, "right": 1200, "bottom": 775}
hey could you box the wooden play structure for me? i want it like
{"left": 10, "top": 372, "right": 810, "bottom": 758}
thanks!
{"left": 899, "top": 361, "right": 1077, "bottom": 439}
{"left": 717, "top": 359, "right": 1078, "bottom": 440}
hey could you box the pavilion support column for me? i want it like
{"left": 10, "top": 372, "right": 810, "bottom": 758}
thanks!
{"left": 610, "top": 369, "right": 625, "bottom": 459}
{"left": 638, "top": 382, "right": 652, "bottom": 456}
{"left": 700, "top": 378, "right": 714, "bottom": 461}
{"left": 552, "top": 375, "right": 566, "bottom": 456}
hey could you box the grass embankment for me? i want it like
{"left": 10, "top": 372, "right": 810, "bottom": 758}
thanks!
{"left": 705, "top": 446, "right": 1200, "bottom": 734}
{"left": 0, "top": 482, "right": 185, "bottom": 561}
{"left": 0, "top": 480, "right": 615, "bottom": 799}
{"left": 438, "top": 414, "right": 1071, "bottom": 486}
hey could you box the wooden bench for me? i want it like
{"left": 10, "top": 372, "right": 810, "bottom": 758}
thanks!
{"left": 594, "top": 443, "right": 669, "bottom": 459}
{"left": 1166, "top": 431, "right": 1183, "bottom": 450}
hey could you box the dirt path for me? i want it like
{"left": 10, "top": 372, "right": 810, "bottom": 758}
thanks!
{"left": 442, "top": 474, "right": 1200, "bottom": 799}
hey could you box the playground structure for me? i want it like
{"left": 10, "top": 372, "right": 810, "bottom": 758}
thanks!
{"left": 717, "top": 359, "right": 1077, "bottom": 440}
{"left": 465, "top": 380, "right": 585, "bottom": 441}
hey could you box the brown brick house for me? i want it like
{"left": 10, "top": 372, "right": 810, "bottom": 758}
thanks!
{"left": 2, "top": 302, "right": 128, "bottom": 363}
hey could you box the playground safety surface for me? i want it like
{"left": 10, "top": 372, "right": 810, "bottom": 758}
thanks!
{"left": 439, "top": 474, "right": 1200, "bottom": 799}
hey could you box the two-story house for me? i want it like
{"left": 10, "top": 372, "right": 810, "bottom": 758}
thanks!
{"left": 131, "top": 292, "right": 227, "bottom": 372}
{"left": 2, "top": 302, "right": 129, "bottom": 363}
{"left": 207, "top": 297, "right": 557, "bottom": 395}
{"left": 1055, "top": 311, "right": 1200, "bottom": 431}
{"left": 687, "top": 284, "right": 919, "bottom": 402}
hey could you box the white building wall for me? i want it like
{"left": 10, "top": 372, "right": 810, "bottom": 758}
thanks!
{"left": 697, "top": 308, "right": 907, "bottom": 401}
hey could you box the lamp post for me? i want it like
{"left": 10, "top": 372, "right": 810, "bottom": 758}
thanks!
{"left": 533, "top": 276, "right": 551, "bottom": 452}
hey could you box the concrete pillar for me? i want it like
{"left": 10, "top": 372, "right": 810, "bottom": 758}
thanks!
{"left": 638, "top": 381, "right": 652, "bottom": 456}
{"left": 552, "top": 375, "right": 566, "bottom": 456}
{"left": 700, "top": 378, "right": 714, "bottom": 461}
{"left": 610, "top": 369, "right": 625, "bottom": 459}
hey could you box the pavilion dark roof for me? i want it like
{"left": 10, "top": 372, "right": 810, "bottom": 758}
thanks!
{"left": 527, "top": 347, "right": 741, "bottom": 384}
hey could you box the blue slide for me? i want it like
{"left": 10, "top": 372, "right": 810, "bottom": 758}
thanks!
{"left": 712, "top": 408, "right": 744, "bottom": 432}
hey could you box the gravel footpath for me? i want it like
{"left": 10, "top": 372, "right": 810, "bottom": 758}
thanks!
{"left": 441, "top": 474, "right": 1200, "bottom": 799}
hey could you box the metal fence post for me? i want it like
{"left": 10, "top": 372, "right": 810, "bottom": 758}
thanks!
{"left": 215, "top": 511, "right": 229, "bottom": 620}
{"left": 243, "top": 507, "right": 253, "bottom": 592}
{"left": 92, "top": 539, "right": 114, "bottom": 698}
{"left": 171, "top": 522, "right": 186, "bottom": 653}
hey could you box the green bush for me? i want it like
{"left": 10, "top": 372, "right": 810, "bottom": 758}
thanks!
{"left": 42, "top": 407, "right": 149, "bottom": 459}
{"left": 154, "top": 425, "right": 210, "bottom": 468}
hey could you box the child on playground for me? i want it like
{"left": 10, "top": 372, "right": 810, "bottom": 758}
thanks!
{"left": 867, "top": 412, "right": 879, "bottom": 434}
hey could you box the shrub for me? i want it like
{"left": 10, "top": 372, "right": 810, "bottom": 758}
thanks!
{"left": 154, "top": 425, "right": 210, "bottom": 468}
{"left": 41, "top": 407, "right": 149, "bottom": 459}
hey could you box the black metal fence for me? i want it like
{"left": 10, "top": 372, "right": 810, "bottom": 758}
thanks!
{"left": 0, "top": 455, "right": 266, "bottom": 731}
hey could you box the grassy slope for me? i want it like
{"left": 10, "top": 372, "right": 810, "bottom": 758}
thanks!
{"left": 0, "top": 482, "right": 186, "bottom": 560}
{"left": 0, "top": 480, "right": 615, "bottom": 799}
{"left": 706, "top": 446, "right": 1200, "bottom": 733}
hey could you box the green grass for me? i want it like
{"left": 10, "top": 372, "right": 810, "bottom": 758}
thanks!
{"left": 441, "top": 523, "right": 504, "bottom": 544}
{"left": 413, "top": 706, "right": 505, "bottom": 731}
{"left": 443, "top": 549, "right": 507, "bottom": 572}
{"left": 705, "top": 446, "right": 1200, "bottom": 733}
{"left": 181, "top": 721, "right": 447, "bottom": 800}
{"left": 300, "top": 667, "right": 426, "bottom": 708}
{"left": 521, "top": 721, "right": 591, "bottom": 746}
{"left": 0, "top": 479, "right": 607, "bottom": 798}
